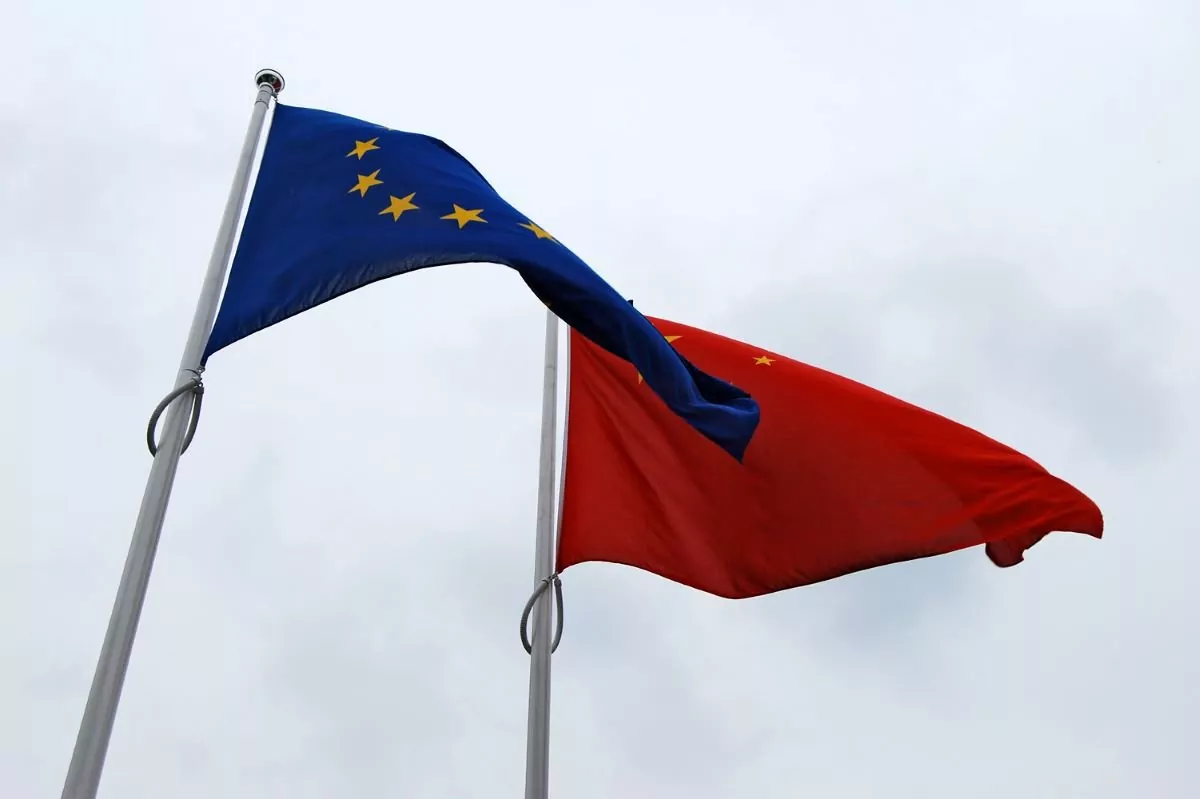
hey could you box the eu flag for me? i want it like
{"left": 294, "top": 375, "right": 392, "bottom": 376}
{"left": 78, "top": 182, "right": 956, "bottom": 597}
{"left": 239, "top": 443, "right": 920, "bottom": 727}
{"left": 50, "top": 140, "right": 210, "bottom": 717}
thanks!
{"left": 205, "top": 104, "right": 760, "bottom": 459}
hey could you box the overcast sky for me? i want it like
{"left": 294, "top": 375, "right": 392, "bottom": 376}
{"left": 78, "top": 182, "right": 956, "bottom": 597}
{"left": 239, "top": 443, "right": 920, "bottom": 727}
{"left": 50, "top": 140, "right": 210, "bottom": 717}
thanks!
{"left": 3, "top": 0, "right": 1198, "bottom": 796}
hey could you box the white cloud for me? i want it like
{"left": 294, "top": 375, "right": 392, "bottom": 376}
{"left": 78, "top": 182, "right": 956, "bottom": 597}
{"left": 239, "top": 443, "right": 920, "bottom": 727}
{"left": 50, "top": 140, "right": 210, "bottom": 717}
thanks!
{"left": 2, "top": 0, "right": 1197, "bottom": 796}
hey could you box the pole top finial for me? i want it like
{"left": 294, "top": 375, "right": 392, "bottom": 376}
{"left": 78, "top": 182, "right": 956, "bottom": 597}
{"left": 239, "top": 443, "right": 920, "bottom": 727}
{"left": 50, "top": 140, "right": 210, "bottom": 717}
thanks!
{"left": 255, "top": 69, "right": 285, "bottom": 95}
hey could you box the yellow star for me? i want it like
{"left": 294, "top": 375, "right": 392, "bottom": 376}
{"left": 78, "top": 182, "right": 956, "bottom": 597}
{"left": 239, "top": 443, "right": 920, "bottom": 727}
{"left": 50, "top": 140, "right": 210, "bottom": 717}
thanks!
{"left": 349, "top": 169, "right": 383, "bottom": 197}
{"left": 379, "top": 192, "right": 419, "bottom": 221}
{"left": 637, "top": 335, "right": 682, "bottom": 383}
{"left": 754, "top": 355, "right": 775, "bottom": 366}
{"left": 441, "top": 204, "right": 487, "bottom": 228}
{"left": 520, "top": 221, "right": 555, "bottom": 240}
{"left": 346, "top": 138, "right": 380, "bottom": 159}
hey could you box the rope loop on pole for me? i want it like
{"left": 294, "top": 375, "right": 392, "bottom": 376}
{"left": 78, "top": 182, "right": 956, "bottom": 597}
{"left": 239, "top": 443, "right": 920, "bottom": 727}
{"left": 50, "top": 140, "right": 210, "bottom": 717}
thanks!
{"left": 146, "top": 372, "right": 205, "bottom": 457}
{"left": 520, "top": 572, "right": 564, "bottom": 655}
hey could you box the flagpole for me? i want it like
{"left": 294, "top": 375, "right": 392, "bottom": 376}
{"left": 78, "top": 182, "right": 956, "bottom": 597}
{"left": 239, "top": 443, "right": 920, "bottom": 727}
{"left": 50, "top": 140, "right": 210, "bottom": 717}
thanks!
{"left": 523, "top": 308, "right": 560, "bottom": 799}
{"left": 60, "top": 69, "right": 283, "bottom": 799}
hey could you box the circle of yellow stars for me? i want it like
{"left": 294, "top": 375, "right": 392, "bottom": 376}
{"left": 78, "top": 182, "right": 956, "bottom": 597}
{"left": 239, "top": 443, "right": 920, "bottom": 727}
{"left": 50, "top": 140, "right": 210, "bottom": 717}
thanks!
{"left": 344, "top": 136, "right": 555, "bottom": 241}
{"left": 343, "top": 135, "right": 777, "bottom": 376}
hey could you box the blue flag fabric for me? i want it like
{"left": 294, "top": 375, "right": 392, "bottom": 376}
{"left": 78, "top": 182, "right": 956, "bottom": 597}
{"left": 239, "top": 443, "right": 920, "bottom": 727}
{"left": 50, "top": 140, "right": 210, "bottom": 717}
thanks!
{"left": 204, "top": 104, "right": 760, "bottom": 459}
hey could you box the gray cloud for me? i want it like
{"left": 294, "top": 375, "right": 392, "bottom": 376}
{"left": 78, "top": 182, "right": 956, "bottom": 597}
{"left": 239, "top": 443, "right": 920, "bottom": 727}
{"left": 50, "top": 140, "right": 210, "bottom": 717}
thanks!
{"left": 2, "top": 0, "right": 1197, "bottom": 797}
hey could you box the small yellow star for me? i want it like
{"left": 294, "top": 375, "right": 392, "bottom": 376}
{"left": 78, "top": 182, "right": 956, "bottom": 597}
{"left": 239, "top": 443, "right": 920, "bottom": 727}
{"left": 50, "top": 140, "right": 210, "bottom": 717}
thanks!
{"left": 349, "top": 169, "right": 383, "bottom": 197}
{"left": 520, "top": 221, "right": 555, "bottom": 241}
{"left": 379, "top": 192, "right": 419, "bottom": 221}
{"left": 637, "top": 335, "right": 682, "bottom": 383}
{"left": 441, "top": 204, "right": 487, "bottom": 228}
{"left": 346, "top": 138, "right": 380, "bottom": 159}
{"left": 754, "top": 355, "right": 775, "bottom": 366}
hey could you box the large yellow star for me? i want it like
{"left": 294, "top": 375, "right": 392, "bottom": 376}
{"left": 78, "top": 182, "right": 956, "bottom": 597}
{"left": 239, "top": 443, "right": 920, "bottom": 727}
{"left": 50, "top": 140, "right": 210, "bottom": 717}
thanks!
{"left": 754, "top": 355, "right": 775, "bottom": 366}
{"left": 637, "top": 335, "right": 682, "bottom": 383}
{"left": 348, "top": 169, "right": 383, "bottom": 197}
{"left": 346, "top": 138, "right": 380, "bottom": 159}
{"left": 379, "top": 192, "right": 419, "bottom": 221}
{"left": 441, "top": 204, "right": 487, "bottom": 228}
{"left": 520, "top": 221, "right": 555, "bottom": 241}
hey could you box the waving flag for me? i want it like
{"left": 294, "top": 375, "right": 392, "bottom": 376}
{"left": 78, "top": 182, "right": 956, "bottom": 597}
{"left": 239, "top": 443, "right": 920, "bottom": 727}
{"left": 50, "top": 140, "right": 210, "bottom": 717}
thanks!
{"left": 558, "top": 318, "right": 1103, "bottom": 598}
{"left": 205, "top": 104, "right": 760, "bottom": 458}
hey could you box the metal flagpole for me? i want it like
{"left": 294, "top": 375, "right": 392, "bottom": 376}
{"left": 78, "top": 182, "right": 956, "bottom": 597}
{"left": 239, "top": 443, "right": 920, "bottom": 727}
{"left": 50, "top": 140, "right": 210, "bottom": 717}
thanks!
{"left": 523, "top": 308, "right": 561, "bottom": 799}
{"left": 60, "top": 69, "right": 284, "bottom": 799}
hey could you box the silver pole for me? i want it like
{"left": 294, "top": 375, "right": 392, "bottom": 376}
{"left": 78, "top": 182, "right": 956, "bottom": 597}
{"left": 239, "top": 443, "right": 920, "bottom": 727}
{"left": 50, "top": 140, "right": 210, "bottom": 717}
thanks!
{"left": 523, "top": 308, "right": 559, "bottom": 799}
{"left": 61, "top": 69, "right": 284, "bottom": 799}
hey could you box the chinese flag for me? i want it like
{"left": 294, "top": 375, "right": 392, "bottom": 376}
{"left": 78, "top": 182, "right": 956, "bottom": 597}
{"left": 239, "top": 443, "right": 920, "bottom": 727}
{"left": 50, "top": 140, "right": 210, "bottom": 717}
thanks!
{"left": 557, "top": 318, "right": 1103, "bottom": 599}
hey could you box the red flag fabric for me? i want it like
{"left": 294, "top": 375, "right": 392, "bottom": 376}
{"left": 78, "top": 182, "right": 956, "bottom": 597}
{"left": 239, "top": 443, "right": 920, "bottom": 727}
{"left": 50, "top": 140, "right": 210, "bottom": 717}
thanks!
{"left": 557, "top": 318, "right": 1103, "bottom": 599}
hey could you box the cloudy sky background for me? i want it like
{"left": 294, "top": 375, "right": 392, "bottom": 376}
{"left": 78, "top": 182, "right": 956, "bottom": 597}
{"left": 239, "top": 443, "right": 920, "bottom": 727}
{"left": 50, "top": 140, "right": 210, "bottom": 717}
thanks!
{"left": 3, "top": 0, "right": 1197, "bottom": 796}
